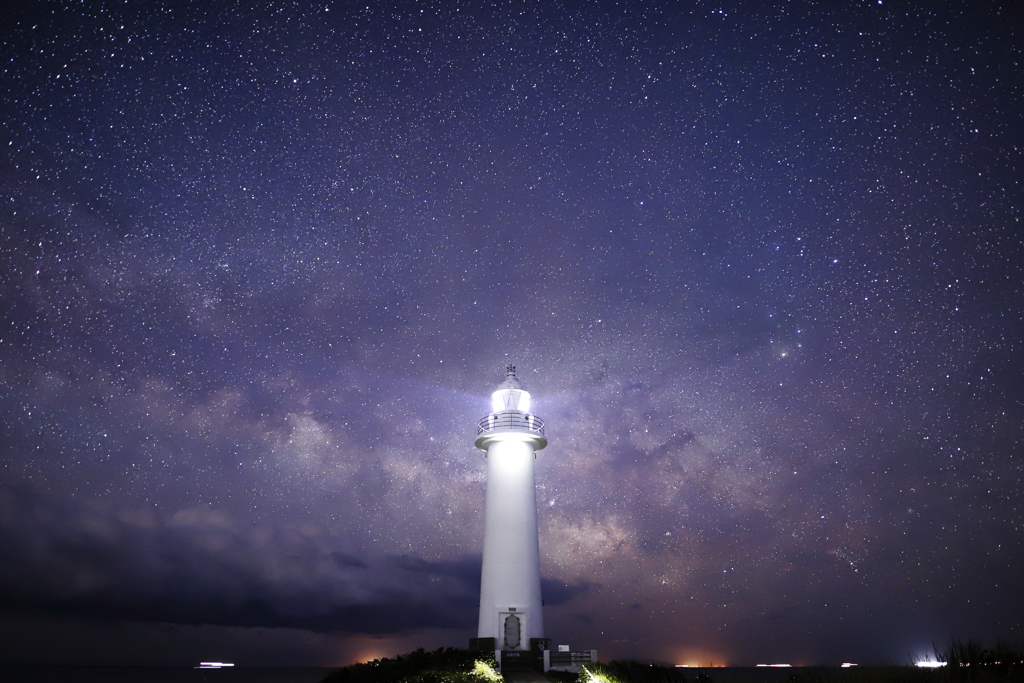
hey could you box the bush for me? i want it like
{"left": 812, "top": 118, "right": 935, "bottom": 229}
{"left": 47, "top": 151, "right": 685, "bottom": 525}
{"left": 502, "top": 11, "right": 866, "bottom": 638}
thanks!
{"left": 320, "top": 647, "right": 497, "bottom": 683}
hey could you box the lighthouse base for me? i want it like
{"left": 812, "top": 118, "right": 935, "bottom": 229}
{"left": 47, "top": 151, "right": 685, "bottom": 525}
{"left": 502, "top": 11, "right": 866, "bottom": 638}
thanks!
{"left": 468, "top": 638, "right": 551, "bottom": 673}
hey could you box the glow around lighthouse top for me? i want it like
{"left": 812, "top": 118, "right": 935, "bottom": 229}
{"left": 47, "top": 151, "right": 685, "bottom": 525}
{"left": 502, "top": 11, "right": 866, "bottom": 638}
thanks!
{"left": 491, "top": 364, "right": 531, "bottom": 413}
{"left": 476, "top": 364, "right": 546, "bottom": 450}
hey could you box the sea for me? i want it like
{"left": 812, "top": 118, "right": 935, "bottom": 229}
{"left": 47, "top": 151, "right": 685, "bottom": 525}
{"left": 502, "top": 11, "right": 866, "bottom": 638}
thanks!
{"left": 0, "top": 666, "right": 338, "bottom": 683}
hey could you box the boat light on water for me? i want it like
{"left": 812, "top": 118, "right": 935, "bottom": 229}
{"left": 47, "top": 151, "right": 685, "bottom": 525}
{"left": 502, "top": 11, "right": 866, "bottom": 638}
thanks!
{"left": 198, "top": 662, "right": 235, "bottom": 669}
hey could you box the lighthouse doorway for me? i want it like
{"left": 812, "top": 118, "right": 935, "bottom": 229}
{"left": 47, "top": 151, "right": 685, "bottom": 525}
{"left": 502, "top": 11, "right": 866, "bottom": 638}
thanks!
{"left": 497, "top": 610, "right": 524, "bottom": 651}
{"left": 503, "top": 613, "right": 521, "bottom": 649}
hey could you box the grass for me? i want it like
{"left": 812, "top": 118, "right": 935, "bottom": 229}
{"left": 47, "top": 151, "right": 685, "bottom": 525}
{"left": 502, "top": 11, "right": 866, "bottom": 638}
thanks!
{"left": 938, "top": 639, "right": 1024, "bottom": 671}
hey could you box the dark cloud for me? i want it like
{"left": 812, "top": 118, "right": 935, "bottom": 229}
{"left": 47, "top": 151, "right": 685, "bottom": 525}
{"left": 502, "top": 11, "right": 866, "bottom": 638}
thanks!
{"left": 393, "top": 554, "right": 481, "bottom": 590}
{"left": 0, "top": 485, "right": 473, "bottom": 633}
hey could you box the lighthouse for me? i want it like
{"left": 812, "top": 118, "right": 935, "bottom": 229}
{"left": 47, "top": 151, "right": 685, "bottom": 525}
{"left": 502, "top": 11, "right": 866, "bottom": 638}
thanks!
{"left": 472, "top": 365, "right": 549, "bottom": 668}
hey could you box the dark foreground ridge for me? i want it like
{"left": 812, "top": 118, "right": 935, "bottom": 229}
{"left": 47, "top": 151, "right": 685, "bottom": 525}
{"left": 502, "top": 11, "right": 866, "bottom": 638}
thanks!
{"left": 317, "top": 642, "right": 1024, "bottom": 683}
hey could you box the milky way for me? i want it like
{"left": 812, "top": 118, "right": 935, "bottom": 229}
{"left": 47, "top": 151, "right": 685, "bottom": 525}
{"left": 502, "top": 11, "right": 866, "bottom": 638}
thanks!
{"left": 1, "top": 0, "right": 1022, "bottom": 668}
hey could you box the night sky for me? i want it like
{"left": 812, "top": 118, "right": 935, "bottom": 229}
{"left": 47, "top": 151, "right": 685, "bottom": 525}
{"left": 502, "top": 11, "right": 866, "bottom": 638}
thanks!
{"left": 2, "top": 0, "right": 1023, "bottom": 669}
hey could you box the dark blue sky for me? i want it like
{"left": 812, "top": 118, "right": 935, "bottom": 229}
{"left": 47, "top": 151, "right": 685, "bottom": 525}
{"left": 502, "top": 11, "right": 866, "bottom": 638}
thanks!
{"left": 1, "top": 0, "right": 1022, "bottom": 668}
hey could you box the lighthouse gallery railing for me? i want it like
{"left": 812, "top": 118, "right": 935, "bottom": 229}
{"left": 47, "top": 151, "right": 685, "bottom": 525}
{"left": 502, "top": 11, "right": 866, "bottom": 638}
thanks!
{"left": 477, "top": 411, "right": 546, "bottom": 437}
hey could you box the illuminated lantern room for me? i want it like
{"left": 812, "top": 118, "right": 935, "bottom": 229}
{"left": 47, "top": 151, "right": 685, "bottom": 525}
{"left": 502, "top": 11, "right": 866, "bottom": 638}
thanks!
{"left": 476, "top": 365, "right": 546, "bottom": 450}
{"left": 491, "top": 366, "right": 532, "bottom": 413}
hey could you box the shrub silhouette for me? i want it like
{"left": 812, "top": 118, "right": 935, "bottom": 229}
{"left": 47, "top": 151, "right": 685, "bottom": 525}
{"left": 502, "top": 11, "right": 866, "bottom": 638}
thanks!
{"left": 320, "top": 647, "right": 494, "bottom": 683}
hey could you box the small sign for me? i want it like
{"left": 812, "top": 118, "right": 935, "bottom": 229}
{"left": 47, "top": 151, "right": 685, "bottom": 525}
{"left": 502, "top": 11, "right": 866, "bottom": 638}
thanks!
{"left": 558, "top": 645, "right": 570, "bottom": 653}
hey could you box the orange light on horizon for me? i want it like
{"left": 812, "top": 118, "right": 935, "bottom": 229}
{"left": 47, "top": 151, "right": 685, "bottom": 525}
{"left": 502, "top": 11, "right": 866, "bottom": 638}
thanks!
{"left": 357, "top": 652, "right": 388, "bottom": 663}
{"left": 672, "top": 648, "right": 729, "bottom": 668}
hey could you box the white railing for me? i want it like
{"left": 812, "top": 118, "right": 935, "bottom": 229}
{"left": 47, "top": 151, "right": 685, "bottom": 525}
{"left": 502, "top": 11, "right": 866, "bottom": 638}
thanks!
{"left": 477, "top": 411, "right": 546, "bottom": 437}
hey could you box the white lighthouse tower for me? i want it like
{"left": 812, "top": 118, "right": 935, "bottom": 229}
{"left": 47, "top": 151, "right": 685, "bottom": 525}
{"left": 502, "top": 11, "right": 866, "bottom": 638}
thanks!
{"left": 474, "top": 365, "right": 548, "bottom": 666}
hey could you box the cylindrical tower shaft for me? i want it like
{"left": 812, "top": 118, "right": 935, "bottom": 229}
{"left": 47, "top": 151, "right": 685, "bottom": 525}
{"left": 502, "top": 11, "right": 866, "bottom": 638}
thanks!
{"left": 475, "top": 366, "right": 547, "bottom": 651}
{"left": 478, "top": 438, "right": 544, "bottom": 646}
